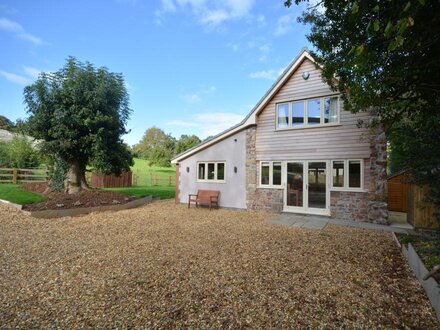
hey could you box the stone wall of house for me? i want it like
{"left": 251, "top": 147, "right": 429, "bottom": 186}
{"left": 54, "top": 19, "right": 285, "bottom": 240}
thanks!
{"left": 330, "top": 191, "right": 368, "bottom": 221}
{"left": 367, "top": 125, "right": 389, "bottom": 225}
{"left": 245, "top": 126, "right": 257, "bottom": 210}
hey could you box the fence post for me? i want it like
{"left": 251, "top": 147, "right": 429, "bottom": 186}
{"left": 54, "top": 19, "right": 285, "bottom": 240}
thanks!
{"left": 168, "top": 176, "right": 172, "bottom": 186}
{"left": 12, "top": 168, "right": 17, "bottom": 184}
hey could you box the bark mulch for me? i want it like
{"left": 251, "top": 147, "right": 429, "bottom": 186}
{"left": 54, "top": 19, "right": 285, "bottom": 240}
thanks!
{"left": 21, "top": 182, "right": 135, "bottom": 211}
{"left": 0, "top": 200, "right": 438, "bottom": 328}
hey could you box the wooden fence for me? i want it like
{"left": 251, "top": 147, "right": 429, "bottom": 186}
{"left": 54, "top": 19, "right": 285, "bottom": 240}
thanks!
{"left": 0, "top": 167, "right": 49, "bottom": 184}
{"left": 91, "top": 171, "right": 132, "bottom": 188}
{"left": 388, "top": 172, "right": 408, "bottom": 212}
{"left": 149, "top": 173, "right": 174, "bottom": 186}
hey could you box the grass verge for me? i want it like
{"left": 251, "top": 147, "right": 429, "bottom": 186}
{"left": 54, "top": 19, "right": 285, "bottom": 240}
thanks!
{"left": 105, "top": 185, "right": 175, "bottom": 200}
{"left": 0, "top": 184, "right": 46, "bottom": 205}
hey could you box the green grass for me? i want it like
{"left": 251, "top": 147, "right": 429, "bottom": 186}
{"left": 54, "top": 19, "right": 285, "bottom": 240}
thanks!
{"left": 130, "top": 158, "right": 175, "bottom": 186}
{"left": 0, "top": 184, "right": 46, "bottom": 205}
{"left": 106, "top": 185, "right": 175, "bottom": 200}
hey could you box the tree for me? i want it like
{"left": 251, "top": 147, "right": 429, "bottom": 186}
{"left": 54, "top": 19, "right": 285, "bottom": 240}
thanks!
{"left": 24, "top": 57, "right": 133, "bottom": 193}
{"left": 285, "top": 0, "right": 440, "bottom": 223}
{"left": 175, "top": 134, "right": 201, "bottom": 155}
{"left": 133, "top": 127, "right": 175, "bottom": 166}
{"left": 0, "top": 115, "right": 15, "bottom": 131}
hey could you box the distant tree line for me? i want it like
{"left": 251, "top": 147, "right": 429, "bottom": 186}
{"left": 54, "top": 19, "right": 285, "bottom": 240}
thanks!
{"left": 132, "top": 127, "right": 202, "bottom": 167}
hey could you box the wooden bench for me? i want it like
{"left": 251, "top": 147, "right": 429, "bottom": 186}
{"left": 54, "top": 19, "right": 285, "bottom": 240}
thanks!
{"left": 188, "top": 190, "right": 220, "bottom": 210}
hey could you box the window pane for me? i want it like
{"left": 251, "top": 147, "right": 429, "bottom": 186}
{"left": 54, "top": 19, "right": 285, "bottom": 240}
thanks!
{"left": 273, "top": 162, "right": 282, "bottom": 185}
{"left": 277, "top": 103, "right": 289, "bottom": 128}
{"left": 292, "top": 101, "right": 304, "bottom": 126}
{"left": 349, "top": 160, "right": 361, "bottom": 188}
{"left": 198, "top": 163, "right": 205, "bottom": 180}
{"left": 307, "top": 99, "right": 321, "bottom": 125}
{"left": 332, "top": 161, "right": 344, "bottom": 187}
{"left": 261, "top": 162, "right": 270, "bottom": 185}
{"left": 207, "top": 163, "right": 215, "bottom": 180}
{"left": 324, "top": 97, "right": 338, "bottom": 124}
{"left": 217, "top": 163, "right": 225, "bottom": 181}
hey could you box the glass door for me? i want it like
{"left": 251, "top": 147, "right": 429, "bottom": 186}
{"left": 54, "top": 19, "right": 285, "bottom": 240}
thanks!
{"left": 284, "top": 161, "right": 329, "bottom": 215}
{"left": 285, "top": 162, "right": 304, "bottom": 210}
{"left": 307, "top": 162, "right": 327, "bottom": 210}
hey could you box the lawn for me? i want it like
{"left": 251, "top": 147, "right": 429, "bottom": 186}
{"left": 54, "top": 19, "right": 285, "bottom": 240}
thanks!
{"left": 0, "top": 183, "right": 46, "bottom": 205}
{"left": 0, "top": 200, "right": 437, "bottom": 328}
{"left": 106, "top": 185, "right": 175, "bottom": 199}
{"left": 130, "top": 158, "right": 175, "bottom": 186}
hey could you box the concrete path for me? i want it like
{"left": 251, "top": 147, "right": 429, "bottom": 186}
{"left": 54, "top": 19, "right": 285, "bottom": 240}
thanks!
{"left": 268, "top": 213, "right": 410, "bottom": 234}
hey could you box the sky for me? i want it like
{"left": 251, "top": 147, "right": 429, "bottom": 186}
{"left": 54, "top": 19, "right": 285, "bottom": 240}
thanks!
{"left": 0, "top": 0, "right": 312, "bottom": 145}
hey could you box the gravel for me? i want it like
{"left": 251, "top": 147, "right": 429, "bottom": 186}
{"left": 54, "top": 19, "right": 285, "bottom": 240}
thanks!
{"left": 0, "top": 200, "right": 437, "bottom": 328}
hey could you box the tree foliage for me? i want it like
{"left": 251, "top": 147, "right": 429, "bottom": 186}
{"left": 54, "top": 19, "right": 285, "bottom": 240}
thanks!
{"left": 0, "top": 136, "right": 42, "bottom": 168}
{"left": 133, "top": 127, "right": 176, "bottom": 166}
{"left": 24, "top": 57, "right": 133, "bottom": 193}
{"left": 175, "top": 134, "right": 201, "bottom": 155}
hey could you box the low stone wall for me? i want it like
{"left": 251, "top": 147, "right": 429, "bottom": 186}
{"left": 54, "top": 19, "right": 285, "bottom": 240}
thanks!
{"left": 20, "top": 196, "right": 153, "bottom": 219}
{"left": 330, "top": 191, "right": 368, "bottom": 222}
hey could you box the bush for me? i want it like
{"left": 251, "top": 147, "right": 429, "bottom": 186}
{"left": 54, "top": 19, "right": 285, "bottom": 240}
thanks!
{"left": 0, "top": 136, "right": 42, "bottom": 168}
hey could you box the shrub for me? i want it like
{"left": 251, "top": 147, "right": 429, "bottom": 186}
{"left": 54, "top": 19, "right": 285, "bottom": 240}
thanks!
{"left": 0, "top": 136, "right": 42, "bottom": 168}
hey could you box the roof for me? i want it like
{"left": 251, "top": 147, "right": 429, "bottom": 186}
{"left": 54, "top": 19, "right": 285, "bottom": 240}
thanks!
{"left": 171, "top": 48, "right": 316, "bottom": 164}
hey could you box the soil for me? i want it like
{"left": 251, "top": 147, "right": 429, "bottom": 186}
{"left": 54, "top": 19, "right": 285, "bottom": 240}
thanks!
{"left": 0, "top": 200, "right": 437, "bottom": 328}
{"left": 21, "top": 182, "right": 136, "bottom": 211}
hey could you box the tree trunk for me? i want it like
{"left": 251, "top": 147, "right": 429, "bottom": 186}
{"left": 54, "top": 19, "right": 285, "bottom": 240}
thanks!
{"left": 64, "top": 160, "right": 89, "bottom": 194}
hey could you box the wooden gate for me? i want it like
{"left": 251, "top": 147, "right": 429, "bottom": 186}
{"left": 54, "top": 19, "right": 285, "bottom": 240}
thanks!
{"left": 387, "top": 171, "right": 408, "bottom": 212}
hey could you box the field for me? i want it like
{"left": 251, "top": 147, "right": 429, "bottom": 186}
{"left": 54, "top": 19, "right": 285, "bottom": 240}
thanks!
{"left": 0, "top": 184, "right": 46, "bottom": 205}
{"left": 131, "top": 158, "right": 175, "bottom": 186}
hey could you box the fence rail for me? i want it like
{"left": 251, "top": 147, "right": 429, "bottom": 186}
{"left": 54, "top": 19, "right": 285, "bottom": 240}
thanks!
{"left": 0, "top": 167, "right": 49, "bottom": 184}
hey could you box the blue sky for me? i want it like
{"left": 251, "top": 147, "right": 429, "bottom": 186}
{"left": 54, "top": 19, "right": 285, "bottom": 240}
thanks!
{"left": 0, "top": 0, "right": 312, "bottom": 145}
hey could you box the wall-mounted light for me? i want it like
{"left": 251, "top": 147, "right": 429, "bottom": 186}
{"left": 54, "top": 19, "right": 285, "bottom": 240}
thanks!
{"left": 186, "top": 167, "right": 190, "bottom": 173}
{"left": 234, "top": 139, "right": 237, "bottom": 142}
{"left": 302, "top": 71, "right": 310, "bottom": 80}
{"left": 234, "top": 166, "right": 237, "bottom": 173}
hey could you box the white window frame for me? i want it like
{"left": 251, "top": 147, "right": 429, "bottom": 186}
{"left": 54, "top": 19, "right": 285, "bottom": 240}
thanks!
{"left": 196, "top": 161, "right": 226, "bottom": 183}
{"left": 259, "top": 161, "right": 283, "bottom": 189}
{"left": 330, "top": 159, "right": 364, "bottom": 191}
{"left": 276, "top": 95, "right": 340, "bottom": 130}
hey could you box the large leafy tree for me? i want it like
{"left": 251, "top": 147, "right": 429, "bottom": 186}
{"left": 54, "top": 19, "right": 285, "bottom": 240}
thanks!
{"left": 285, "top": 0, "right": 440, "bottom": 222}
{"left": 24, "top": 57, "right": 133, "bottom": 193}
{"left": 133, "top": 127, "right": 176, "bottom": 166}
{"left": 175, "top": 134, "right": 201, "bottom": 155}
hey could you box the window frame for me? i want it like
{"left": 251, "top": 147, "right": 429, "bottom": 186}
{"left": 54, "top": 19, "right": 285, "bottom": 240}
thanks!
{"left": 330, "top": 159, "right": 364, "bottom": 191}
{"left": 259, "top": 161, "right": 284, "bottom": 189}
{"left": 196, "top": 161, "right": 226, "bottom": 183}
{"left": 275, "top": 95, "right": 340, "bottom": 130}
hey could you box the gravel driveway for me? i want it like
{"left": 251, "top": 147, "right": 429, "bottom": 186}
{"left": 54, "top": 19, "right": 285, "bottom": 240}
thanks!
{"left": 0, "top": 200, "right": 437, "bottom": 328}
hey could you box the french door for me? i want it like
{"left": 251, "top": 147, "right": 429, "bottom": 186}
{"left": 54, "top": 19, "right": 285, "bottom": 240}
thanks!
{"left": 284, "top": 161, "right": 330, "bottom": 215}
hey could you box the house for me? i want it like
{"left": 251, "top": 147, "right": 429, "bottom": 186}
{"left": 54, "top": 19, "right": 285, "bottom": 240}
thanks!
{"left": 171, "top": 49, "right": 389, "bottom": 224}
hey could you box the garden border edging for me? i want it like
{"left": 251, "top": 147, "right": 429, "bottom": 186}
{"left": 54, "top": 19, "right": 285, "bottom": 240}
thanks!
{"left": 392, "top": 232, "right": 440, "bottom": 321}
{"left": 15, "top": 196, "right": 153, "bottom": 218}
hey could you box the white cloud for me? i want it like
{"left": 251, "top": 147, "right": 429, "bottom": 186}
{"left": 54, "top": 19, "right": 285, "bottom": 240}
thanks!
{"left": 0, "top": 17, "right": 42, "bottom": 45}
{"left": 0, "top": 70, "right": 30, "bottom": 85}
{"left": 275, "top": 14, "right": 296, "bottom": 37}
{"left": 167, "top": 112, "right": 244, "bottom": 138}
{"left": 226, "top": 42, "right": 239, "bottom": 52}
{"left": 181, "top": 85, "right": 216, "bottom": 104}
{"left": 155, "top": 0, "right": 256, "bottom": 27}
{"left": 23, "top": 66, "right": 41, "bottom": 79}
{"left": 249, "top": 68, "right": 283, "bottom": 81}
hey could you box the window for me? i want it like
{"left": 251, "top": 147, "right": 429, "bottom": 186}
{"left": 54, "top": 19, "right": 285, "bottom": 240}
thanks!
{"left": 348, "top": 160, "right": 361, "bottom": 188}
{"left": 292, "top": 101, "right": 304, "bottom": 126}
{"left": 276, "top": 95, "right": 340, "bottom": 129}
{"left": 197, "top": 162, "right": 226, "bottom": 182}
{"left": 307, "top": 99, "right": 321, "bottom": 125}
{"left": 324, "top": 97, "right": 339, "bottom": 124}
{"left": 332, "top": 161, "right": 344, "bottom": 187}
{"left": 277, "top": 103, "right": 289, "bottom": 128}
{"left": 331, "top": 160, "right": 363, "bottom": 190}
{"left": 260, "top": 161, "right": 283, "bottom": 187}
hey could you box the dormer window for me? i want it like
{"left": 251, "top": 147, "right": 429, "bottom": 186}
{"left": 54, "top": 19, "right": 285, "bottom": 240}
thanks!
{"left": 276, "top": 96, "right": 340, "bottom": 129}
